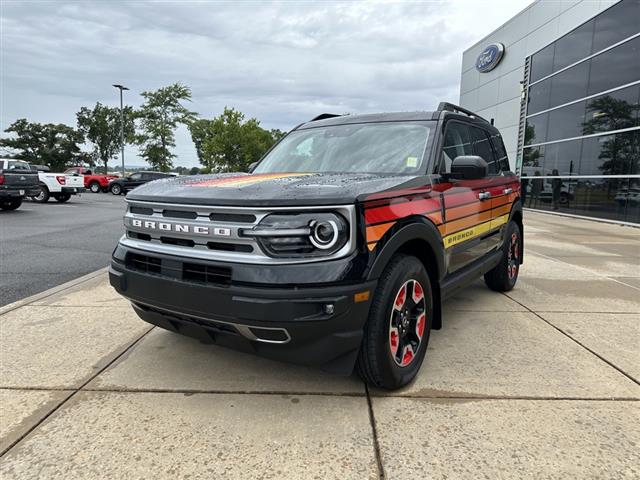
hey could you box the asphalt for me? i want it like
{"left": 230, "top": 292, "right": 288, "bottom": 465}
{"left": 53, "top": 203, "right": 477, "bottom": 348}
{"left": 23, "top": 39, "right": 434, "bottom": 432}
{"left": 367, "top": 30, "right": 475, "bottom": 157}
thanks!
{"left": 0, "top": 211, "right": 638, "bottom": 479}
{"left": 0, "top": 193, "right": 126, "bottom": 307}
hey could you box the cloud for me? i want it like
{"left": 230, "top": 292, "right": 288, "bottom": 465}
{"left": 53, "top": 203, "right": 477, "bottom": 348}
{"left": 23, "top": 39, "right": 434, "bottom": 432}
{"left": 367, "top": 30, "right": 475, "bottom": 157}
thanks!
{"left": 1, "top": 0, "right": 530, "bottom": 167}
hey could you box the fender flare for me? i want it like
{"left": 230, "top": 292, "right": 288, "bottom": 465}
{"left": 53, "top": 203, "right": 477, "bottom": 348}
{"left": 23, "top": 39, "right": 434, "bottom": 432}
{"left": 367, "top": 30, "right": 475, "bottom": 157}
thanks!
{"left": 366, "top": 220, "right": 446, "bottom": 282}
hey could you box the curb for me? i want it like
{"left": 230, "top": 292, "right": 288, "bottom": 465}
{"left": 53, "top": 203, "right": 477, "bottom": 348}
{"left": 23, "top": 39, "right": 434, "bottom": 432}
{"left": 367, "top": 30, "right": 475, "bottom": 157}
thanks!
{"left": 0, "top": 267, "right": 109, "bottom": 315}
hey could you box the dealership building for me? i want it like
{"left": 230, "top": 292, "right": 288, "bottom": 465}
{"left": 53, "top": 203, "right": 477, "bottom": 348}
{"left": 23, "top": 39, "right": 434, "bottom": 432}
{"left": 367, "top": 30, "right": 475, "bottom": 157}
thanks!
{"left": 459, "top": 0, "right": 639, "bottom": 224}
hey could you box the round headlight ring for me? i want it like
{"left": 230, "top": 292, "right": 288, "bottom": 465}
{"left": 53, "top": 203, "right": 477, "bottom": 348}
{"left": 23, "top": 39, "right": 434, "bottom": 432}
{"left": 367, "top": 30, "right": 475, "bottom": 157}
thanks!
{"left": 309, "top": 220, "right": 339, "bottom": 250}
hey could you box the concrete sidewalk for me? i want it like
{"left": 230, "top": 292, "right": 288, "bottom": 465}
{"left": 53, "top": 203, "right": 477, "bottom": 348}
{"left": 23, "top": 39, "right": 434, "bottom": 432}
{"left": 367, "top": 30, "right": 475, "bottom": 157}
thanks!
{"left": 1, "top": 211, "right": 638, "bottom": 479}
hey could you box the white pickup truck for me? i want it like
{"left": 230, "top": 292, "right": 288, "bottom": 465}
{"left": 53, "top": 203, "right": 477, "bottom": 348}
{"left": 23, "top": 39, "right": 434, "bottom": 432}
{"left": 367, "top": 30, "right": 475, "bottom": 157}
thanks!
{"left": 28, "top": 164, "right": 86, "bottom": 203}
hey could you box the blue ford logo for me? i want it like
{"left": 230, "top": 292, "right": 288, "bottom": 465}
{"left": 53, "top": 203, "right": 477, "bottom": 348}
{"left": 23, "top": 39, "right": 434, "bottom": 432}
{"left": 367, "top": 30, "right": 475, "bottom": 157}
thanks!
{"left": 475, "top": 43, "right": 505, "bottom": 73}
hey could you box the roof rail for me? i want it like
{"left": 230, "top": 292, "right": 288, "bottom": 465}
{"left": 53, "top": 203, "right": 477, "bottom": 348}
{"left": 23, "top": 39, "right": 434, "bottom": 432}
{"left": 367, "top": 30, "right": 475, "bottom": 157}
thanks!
{"left": 436, "top": 102, "right": 490, "bottom": 124}
{"left": 309, "top": 113, "right": 343, "bottom": 122}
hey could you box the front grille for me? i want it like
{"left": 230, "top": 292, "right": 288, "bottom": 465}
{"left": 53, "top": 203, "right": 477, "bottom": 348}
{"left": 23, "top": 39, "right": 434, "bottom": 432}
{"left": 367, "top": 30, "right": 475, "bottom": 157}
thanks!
{"left": 126, "top": 252, "right": 232, "bottom": 286}
{"left": 209, "top": 212, "right": 256, "bottom": 223}
{"left": 126, "top": 253, "right": 161, "bottom": 274}
{"left": 122, "top": 200, "right": 355, "bottom": 265}
{"left": 160, "top": 236, "right": 195, "bottom": 247}
{"left": 183, "top": 263, "right": 232, "bottom": 286}
{"left": 163, "top": 209, "right": 197, "bottom": 219}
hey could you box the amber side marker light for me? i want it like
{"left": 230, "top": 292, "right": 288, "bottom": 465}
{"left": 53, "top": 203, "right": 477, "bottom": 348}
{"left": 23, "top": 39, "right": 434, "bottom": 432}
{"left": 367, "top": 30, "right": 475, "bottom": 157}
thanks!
{"left": 354, "top": 291, "right": 370, "bottom": 303}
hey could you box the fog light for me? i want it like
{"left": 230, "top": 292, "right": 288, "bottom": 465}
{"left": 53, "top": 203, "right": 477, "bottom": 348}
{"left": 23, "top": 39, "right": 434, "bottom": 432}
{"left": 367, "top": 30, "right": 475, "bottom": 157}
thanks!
{"left": 323, "top": 304, "right": 335, "bottom": 315}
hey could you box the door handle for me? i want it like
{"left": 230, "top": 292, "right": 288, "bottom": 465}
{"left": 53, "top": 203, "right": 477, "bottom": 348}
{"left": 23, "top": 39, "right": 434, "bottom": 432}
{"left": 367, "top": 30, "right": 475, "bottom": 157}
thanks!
{"left": 503, "top": 188, "right": 513, "bottom": 195}
{"left": 478, "top": 192, "right": 491, "bottom": 201}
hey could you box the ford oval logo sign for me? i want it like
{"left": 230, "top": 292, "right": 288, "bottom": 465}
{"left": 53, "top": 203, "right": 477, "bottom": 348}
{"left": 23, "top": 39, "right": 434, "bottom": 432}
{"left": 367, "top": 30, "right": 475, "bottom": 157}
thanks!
{"left": 475, "top": 43, "right": 505, "bottom": 73}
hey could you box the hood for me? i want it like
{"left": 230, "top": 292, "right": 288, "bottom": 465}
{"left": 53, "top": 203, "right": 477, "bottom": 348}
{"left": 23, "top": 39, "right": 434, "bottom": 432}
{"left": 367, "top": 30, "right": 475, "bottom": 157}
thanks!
{"left": 125, "top": 172, "right": 432, "bottom": 206}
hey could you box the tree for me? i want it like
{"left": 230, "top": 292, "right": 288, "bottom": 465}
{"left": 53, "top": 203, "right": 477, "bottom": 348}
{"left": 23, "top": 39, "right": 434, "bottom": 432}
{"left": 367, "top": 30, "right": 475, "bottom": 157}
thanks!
{"left": 136, "top": 83, "right": 197, "bottom": 171}
{"left": 190, "top": 107, "right": 283, "bottom": 173}
{"left": 77, "top": 102, "right": 135, "bottom": 174}
{"left": 189, "top": 166, "right": 201, "bottom": 175}
{"left": 0, "top": 119, "right": 84, "bottom": 171}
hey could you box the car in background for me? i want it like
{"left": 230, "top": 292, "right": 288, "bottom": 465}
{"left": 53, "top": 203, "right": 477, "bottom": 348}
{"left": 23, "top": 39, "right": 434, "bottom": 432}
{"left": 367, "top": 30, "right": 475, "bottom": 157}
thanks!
{"left": 0, "top": 158, "right": 40, "bottom": 210}
{"left": 64, "top": 166, "right": 119, "bottom": 193}
{"left": 109, "top": 171, "right": 177, "bottom": 195}
{"left": 28, "top": 164, "right": 85, "bottom": 203}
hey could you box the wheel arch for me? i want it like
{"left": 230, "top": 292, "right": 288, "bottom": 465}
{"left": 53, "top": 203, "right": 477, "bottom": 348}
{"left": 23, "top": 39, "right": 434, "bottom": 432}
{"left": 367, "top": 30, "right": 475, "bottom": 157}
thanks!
{"left": 366, "top": 220, "right": 445, "bottom": 330}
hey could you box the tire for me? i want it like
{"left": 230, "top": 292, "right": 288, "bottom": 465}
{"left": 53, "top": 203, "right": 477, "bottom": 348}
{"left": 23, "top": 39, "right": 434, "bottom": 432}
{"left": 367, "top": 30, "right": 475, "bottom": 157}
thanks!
{"left": 356, "top": 254, "right": 433, "bottom": 390}
{"left": 1, "top": 198, "right": 22, "bottom": 210}
{"left": 31, "top": 184, "right": 50, "bottom": 203}
{"left": 89, "top": 181, "right": 101, "bottom": 193}
{"left": 54, "top": 193, "right": 71, "bottom": 203}
{"left": 111, "top": 184, "right": 122, "bottom": 195}
{"left": 484, "top": 221, "right": 522, "bottom": 292}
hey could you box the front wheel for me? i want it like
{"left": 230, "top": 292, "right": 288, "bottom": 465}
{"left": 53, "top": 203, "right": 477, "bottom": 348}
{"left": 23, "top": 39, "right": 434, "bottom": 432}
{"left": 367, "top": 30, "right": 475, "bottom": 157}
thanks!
{"left": 110, "top": 184, "right": 122, "bottom": 195}
{"left": 356, "top": 254, "right": 432, "bottom": 390}
{"left": 89, "top": 181, "right": 101, "bottom": 193}
{"left": 484, "top": 221, "right": 522, "bottom": 292}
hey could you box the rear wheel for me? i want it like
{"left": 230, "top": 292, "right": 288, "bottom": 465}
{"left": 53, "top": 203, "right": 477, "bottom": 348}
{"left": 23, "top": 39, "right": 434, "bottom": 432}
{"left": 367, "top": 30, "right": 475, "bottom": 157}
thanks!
{"left": 1, "top": 198, "right": 22, "bottom": 210}
{"left": 356, "top": 254, "right": 432, "bottom": 390}
{"left": 111, "top": 183, "right": 122, "bottom": 195}
{"left": 54, "top": 193, "right": 71, "bottom": 203}
{"left": 31, "top": 184, "right": 50, "bottom": 203}
{"left": 484, "top": 221, "right": 521, "bottom": 292}
{"left": 89, "top": 181, "right": 101, "bottom": 193}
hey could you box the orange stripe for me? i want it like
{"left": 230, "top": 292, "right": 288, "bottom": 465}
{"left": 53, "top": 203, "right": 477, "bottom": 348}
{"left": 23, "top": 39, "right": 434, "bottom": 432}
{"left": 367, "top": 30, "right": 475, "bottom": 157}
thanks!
{"left": 493, "top": 203, "right": 511, "bottom": 217}
{"left": 446, "top": 201, "right": 486, "bottom": 221}
{"left": 445, "top": 210, "right": 493, "bottom": 235}
{"left": 366, "top": 221, "right": 395, "bottom": 243}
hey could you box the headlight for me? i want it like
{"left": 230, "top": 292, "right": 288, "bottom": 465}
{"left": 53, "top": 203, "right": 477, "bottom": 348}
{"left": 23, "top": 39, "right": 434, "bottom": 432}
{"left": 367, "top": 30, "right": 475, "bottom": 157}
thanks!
{"left": 241, "top": 212, "right": 348, "bottom": 258}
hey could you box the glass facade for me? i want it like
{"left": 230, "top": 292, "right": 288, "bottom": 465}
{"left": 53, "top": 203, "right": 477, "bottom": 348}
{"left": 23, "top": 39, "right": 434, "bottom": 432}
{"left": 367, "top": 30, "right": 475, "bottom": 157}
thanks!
{"left": 521, "top": 0, "right": 640, "bottom": 223}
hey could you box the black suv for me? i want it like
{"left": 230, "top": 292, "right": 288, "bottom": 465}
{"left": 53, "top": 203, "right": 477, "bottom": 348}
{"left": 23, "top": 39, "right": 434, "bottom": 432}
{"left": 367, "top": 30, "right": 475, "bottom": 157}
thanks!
{"left": 110, "top": 171, "right": 176, "bottom": 195}
{"left": 110, "top": 103, "right": 523, "bottom": 389}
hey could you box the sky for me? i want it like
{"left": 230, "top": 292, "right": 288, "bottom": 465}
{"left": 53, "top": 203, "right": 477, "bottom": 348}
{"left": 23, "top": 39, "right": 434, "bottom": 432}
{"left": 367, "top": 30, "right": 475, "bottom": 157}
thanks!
{"left": 1, "top": 0, "right": 531, "bottom": 168}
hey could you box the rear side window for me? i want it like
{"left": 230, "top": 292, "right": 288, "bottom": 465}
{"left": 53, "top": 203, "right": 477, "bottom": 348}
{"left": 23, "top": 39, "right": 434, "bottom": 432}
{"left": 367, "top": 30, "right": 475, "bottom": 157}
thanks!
{"left": 490, "top": 134, "right": 511, "bottom": 173}
{"left": 470, "top": 127, "right": 498, "bottom": 175}
{"left": 437, "top": 122, "right": 472, "bottom": 174}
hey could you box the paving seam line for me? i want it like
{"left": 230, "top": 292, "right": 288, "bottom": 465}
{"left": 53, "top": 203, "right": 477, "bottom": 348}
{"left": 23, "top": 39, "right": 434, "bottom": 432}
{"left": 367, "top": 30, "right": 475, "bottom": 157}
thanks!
{"left": 364, "top": 384, "right": 386, "bottom": 480}
{"left": 0, "top": 267, "right": 108, "bottom": 315}
{"left": 0, "top": 326, "right": 155, "bottom": 458}
{"left": 503, "top": 293, "right": 640, "bottom": 386}
{"left": 526, "top": 249, "right": 640, "bottom": 292}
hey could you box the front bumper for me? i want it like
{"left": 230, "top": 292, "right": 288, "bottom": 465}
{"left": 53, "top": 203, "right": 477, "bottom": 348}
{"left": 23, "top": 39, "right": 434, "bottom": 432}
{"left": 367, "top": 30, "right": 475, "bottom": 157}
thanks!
{"left": 109, "top": 248, "right": 376, "bottom": 375}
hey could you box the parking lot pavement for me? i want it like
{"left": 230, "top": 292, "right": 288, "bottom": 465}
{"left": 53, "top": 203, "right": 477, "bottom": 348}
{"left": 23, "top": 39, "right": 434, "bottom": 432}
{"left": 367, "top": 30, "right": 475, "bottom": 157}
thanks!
{"left": 0, "top": 211, "right": 638, "bottom": 479}
{"left": 0, "top": 193, "right": 126, "bottom": 307}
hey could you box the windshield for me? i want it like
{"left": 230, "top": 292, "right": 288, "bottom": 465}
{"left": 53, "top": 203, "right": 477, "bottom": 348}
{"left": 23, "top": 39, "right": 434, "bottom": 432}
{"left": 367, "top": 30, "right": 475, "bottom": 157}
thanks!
{"left": 254, "top": 122, "right": 431, "bottom": 174}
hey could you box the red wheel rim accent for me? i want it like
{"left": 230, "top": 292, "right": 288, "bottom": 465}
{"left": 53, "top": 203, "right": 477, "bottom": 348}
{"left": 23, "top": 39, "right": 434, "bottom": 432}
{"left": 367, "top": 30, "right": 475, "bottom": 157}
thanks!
{"left": 388, "top": 279, "right": 427, "bottom": 367}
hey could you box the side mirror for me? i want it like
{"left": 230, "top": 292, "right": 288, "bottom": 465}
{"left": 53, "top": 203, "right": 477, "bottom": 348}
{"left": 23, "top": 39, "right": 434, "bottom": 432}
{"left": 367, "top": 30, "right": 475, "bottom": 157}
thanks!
{"left": 247, "top": 161, "right": 258, "bottom": 173}
{"left": 450, "top": 155, "right": 488, "bottom": 180}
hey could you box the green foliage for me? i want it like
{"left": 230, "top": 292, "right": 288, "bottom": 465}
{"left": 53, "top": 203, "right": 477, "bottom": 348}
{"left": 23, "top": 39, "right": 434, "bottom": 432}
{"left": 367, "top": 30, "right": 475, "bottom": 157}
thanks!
{"left": 77, "top": 102, "right": 135, "bottom": 172}
{"left": 582, "top": 95, "right": 640, "bottom": 176}
{"left": 136, "top": 83, "right": 197, "bottom": 171}
{"left": 189, "top": 107, "right": 283, "bottom": 173}
{"left": 0, "top": 119, "right": 84, "bottom": 171}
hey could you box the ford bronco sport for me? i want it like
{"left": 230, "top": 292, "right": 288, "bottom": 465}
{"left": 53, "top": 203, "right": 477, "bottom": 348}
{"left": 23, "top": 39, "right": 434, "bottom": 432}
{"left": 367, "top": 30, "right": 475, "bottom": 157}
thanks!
{"left": 109, "top": 103, "right": 523, "bottom": 389}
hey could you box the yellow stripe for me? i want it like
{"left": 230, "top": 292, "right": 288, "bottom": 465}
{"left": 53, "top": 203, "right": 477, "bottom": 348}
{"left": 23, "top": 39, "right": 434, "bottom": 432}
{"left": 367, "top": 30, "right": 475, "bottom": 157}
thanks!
{"left": 443, "top": 214, "right": 509, "bottom": 249}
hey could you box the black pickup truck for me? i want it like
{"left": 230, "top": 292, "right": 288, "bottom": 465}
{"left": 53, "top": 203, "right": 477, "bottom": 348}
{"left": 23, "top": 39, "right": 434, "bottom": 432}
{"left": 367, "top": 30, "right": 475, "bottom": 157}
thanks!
{"left": 0, "top": 159, "right": 40, "bottom": 211}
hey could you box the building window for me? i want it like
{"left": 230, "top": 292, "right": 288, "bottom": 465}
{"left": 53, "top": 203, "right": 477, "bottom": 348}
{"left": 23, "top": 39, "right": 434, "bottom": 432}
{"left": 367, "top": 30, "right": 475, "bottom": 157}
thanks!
{"left": 592, "top": 0, "right": 640, "bottom": 53}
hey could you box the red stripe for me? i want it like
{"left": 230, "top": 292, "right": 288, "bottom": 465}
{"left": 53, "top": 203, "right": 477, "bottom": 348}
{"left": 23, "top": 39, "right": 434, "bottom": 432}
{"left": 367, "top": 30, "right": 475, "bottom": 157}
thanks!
{"left": 365, "top": 197, "right": 441, "bottom": 225}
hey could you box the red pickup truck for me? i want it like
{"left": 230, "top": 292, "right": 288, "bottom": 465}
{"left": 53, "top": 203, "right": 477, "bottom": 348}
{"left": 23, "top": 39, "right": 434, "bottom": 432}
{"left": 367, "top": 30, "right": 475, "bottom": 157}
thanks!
{"left": 64, "top": 167, "right": 119, "bottom": 193}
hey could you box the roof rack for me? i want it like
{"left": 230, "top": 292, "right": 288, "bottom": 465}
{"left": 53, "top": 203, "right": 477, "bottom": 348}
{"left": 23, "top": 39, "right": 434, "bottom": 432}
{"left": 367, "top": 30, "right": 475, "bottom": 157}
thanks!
{"left": 436, "top": 102, "right": 491, "bottom": 124}
{"left": 309, "top": 113, "right": 344, "bottom": 122}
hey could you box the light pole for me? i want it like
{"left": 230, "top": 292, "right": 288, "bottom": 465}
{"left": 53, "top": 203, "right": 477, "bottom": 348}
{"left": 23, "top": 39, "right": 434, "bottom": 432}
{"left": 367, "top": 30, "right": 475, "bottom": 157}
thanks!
{"left": 112, "top": 84, "right": 129, "bottom": 177}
